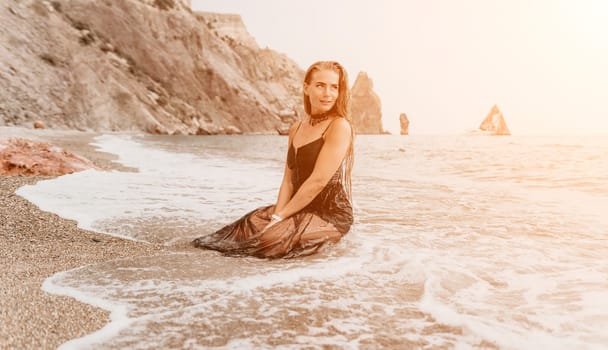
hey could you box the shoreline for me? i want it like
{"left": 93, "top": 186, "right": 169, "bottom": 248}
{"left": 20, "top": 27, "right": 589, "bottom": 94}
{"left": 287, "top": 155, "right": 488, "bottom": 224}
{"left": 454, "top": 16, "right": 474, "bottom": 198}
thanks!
{"left": 0, "top": 128, "right": 165, "bottom": 349}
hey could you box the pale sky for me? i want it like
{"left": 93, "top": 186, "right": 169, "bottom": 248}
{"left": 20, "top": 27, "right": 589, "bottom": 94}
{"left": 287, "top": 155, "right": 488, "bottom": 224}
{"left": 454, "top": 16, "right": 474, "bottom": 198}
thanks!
{"left": 192, "top": 0, "right": 608, "bottom": 135}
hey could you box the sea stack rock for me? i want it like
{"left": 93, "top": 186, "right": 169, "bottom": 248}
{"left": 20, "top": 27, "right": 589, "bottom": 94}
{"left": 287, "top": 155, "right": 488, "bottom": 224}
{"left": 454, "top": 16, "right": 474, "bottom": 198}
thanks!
{"left": 351, "top": 72, "right": 384, "bottom": 134}
{"left": 399, "top": 113, "right": 409, "bottom": 135}
{"left": 479, "top": 105, "right": 510, "bottom": 135}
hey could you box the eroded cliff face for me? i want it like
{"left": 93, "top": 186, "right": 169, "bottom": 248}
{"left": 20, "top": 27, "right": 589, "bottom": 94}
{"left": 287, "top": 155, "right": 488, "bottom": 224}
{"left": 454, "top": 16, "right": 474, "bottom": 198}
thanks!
{"left": 350, "top": 72, "right": 384, "bottom": 134}
{"left": 0, "top": 0, "right": 303, "bottom": 134}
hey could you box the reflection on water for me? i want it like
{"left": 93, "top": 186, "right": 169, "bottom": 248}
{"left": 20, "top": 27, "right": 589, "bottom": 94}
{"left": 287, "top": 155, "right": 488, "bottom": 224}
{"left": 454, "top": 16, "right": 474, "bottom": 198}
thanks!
{"left": 18, "top": 134, "right": 608, "bottom": 349}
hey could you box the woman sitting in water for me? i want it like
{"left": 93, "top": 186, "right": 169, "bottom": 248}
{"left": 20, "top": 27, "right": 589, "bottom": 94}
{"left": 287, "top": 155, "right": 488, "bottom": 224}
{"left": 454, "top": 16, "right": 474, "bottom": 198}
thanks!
{"left": 193, "top": 61, "right": 354, "bottom": 258}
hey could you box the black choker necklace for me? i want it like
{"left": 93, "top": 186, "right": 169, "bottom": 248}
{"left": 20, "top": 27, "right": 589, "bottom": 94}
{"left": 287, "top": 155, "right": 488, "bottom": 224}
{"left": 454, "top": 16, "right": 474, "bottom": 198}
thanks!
{"left": 309, "top": 111, "right": 330, "bottom": 126}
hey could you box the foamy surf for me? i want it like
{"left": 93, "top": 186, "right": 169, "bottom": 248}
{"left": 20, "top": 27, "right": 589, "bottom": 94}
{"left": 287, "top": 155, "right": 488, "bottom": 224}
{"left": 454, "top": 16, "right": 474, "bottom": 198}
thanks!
{"left": 16, "top": 134, "right": 608, "bottom": 349}
{"left": 16, "top": 134, "right": 283, "bottom": 243}
{"left": 39, "top": 242, "right": 432, "bottom": 349}
{"left": 41, "top": 264, "right": 136, "bottom": 350}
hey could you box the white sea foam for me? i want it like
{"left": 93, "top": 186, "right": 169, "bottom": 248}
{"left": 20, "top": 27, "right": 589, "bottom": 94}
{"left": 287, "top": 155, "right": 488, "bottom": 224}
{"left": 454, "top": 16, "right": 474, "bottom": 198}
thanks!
{"left": 21, "top": 134, "right": 608, "bottom": 349}
{"left": 16, "top": 134, "right": 283, "bottom": 242}
{"left": 42, "top": 265, "right": 135, "bottom": 350}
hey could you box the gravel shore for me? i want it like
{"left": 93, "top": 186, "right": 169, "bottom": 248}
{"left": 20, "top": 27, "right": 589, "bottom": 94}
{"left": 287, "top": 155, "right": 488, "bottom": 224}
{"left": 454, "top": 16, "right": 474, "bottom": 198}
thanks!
{"left": 0, "top": 129, "right": 164, "bottom": 349}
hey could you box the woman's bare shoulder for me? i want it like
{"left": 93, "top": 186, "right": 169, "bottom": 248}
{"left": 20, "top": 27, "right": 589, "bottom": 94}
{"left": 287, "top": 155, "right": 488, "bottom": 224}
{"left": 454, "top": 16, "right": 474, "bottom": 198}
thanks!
{"left": 326, "top": 118, "right": 352, "bottom": 138}
{"left": 287, "top": 121, "right": 302, "bottom": 138}
{"left": 289, "top": 121, "right": 301, "bottom": 131}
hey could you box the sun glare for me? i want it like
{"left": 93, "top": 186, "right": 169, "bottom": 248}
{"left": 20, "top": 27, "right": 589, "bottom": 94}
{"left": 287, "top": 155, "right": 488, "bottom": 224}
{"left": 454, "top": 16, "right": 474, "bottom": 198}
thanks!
{"left": 559, "top": 0, "right": 608, "bottom": 50}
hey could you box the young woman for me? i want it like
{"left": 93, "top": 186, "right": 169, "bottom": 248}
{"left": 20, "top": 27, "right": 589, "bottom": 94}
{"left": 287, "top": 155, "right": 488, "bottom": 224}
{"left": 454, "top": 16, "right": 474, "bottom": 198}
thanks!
{"left": 193, "top": 61, "right": 354, "bottom": 258}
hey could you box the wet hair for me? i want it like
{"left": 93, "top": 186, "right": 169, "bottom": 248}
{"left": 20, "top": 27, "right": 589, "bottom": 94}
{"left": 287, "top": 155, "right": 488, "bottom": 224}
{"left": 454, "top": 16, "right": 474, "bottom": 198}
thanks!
{"left": 302, "top": 61, "right": 354, "bottom": 200}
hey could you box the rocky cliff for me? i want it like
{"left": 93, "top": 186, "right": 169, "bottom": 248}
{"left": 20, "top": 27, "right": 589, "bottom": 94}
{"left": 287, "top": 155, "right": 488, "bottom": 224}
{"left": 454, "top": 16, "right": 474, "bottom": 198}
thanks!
{"left": 350, "top": 72, "right": 384, "bottom": 134}
{"left": 479, "top": 104, "right": 510, "bottom": 136}
{"left": 0, "top": 0, "right": 304, "bottom": 134}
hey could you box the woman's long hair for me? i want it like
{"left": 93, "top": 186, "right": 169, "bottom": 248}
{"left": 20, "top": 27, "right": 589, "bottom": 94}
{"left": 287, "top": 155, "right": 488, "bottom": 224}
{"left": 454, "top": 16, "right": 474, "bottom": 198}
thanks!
{"left": 303, "top": 61, "right": 355, "bottom": 200}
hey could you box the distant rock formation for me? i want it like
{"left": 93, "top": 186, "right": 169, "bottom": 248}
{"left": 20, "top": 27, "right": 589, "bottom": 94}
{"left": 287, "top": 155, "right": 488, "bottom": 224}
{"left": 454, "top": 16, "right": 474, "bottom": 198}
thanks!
{"left": 479, "top": 105, "right": 510, "bottom": 135}
{"left": 0, "top": 138, "right": 97, "bottom": 176}
{"left": 0, "top": 0, "right": 303, "bottom": 134}
{"left": 399, "top": 113, "right": 409, "bottom": 135}
{"left": 351, "top": 72, "right": 384, "bottom": 134}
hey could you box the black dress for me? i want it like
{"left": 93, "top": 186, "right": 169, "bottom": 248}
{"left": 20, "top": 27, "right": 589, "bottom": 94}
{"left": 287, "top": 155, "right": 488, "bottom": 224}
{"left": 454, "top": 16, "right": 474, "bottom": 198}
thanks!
{"left": 192, "top": 120, "right": 353, "bottom": 258}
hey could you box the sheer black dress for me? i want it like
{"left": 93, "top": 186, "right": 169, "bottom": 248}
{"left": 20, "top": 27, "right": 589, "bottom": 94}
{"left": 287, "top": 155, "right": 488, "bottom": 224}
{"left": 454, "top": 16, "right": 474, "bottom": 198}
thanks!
{"left": 192, "top": 120, "right": 353, "bottom": 258}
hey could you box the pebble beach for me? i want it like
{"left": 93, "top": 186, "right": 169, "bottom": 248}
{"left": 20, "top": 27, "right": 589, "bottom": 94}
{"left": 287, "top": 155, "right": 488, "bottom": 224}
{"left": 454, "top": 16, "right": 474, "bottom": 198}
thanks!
{"left": 0, "top": 129, "right": 163, "bottom": 350}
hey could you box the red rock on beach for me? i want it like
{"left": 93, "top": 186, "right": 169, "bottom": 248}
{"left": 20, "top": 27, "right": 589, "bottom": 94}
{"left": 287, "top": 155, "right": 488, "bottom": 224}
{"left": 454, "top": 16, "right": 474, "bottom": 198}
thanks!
{"left": 0, "top": 138, "right": 97, "bottom": 176}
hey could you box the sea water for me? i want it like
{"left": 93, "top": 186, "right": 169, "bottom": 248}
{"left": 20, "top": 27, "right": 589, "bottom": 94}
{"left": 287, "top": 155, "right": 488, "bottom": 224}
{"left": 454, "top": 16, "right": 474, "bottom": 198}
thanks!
{"left": 16, "top": 133, "right": 608, "bottom": 349}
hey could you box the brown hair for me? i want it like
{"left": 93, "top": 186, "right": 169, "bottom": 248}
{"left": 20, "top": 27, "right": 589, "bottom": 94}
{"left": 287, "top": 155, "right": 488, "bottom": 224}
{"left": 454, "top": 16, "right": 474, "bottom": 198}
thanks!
{"left": 303, "top": 61, "right": 355, "bottom": 200}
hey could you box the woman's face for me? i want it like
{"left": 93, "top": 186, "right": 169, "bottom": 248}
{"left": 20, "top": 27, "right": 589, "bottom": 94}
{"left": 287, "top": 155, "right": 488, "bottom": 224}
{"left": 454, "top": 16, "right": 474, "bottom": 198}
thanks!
{"left": 304, "top": 69, "right": 340, "bottom": 115}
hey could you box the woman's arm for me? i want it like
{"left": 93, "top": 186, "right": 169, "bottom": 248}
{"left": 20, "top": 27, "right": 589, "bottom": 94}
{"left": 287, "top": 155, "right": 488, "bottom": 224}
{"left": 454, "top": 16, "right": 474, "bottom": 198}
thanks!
{"left": 273, "top": 118, "right": 351, "bottom": 220}
{"left": 273, "top": 123, "right": 299, "bottom": 213}
{"left": 274, "top": 165, "right": 293, "bottom": 213}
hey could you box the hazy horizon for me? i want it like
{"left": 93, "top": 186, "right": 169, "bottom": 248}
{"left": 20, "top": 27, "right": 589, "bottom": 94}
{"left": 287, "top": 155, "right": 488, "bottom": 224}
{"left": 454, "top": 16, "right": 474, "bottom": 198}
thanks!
{"left": 192, "top": 0, "right": 608, "bottom": 135}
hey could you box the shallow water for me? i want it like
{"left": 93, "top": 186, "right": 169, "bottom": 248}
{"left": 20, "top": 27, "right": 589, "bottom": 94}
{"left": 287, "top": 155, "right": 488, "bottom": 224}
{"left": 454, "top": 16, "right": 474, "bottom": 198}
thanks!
{"left": 17, "top": 133, "right": 608, "bottom": 349}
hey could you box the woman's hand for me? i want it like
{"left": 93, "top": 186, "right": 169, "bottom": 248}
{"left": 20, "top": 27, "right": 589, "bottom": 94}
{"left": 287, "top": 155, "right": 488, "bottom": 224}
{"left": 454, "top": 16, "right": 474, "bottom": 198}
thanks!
{"left": 261, "top": 213, "right": 283, "bottom": 233}
{"left": 261, "top": 219, "right": 279, "bottom": 232}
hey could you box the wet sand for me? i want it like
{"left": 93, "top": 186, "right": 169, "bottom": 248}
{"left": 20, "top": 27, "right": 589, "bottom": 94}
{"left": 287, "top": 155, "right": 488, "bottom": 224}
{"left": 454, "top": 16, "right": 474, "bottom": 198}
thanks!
{"left": 0, "top": 128, "right": 164, "bottom": 349}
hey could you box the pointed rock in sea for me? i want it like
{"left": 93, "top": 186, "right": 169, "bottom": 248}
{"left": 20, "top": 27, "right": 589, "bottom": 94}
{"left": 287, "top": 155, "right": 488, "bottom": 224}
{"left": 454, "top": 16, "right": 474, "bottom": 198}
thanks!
{"left": 479, "top": 104, "right": 510, "bottom": 135}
